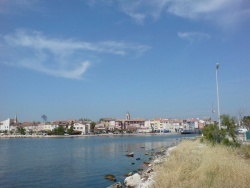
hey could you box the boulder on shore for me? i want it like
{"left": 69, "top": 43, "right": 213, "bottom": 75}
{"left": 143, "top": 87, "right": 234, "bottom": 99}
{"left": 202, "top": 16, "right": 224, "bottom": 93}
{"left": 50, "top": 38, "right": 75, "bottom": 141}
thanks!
{"left": 124, "top": 173, "right": 141, "bottom": 188}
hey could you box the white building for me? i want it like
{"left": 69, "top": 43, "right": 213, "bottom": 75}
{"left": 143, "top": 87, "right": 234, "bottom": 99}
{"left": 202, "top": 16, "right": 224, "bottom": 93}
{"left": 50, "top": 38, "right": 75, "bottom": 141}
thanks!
{"left": 187, "top": 119, "right": 199, "bottom": 130}
{"left": 0, "top": 119, "right": 11, "bottom": 131}
{"left": 161, "top": 119, "right": 175, "bottom": 132}
{"left": 0, "top": 117, "right": 17, "bottom": 131}
{"left": 37, "top": 122, "right": 58, "bottom": 132}
{"left": 144, "top": 118, "right": 191, "bottom": 133}
{"left": 74, "top": 122, "right": 90, "bottom": 134}
{"left": 144, "top": 120, "right": 152, "bottom": 130}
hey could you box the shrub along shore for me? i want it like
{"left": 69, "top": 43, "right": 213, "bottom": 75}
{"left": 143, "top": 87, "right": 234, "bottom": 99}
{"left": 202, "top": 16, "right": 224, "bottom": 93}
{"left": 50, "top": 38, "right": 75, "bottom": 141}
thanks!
{"left": 151, "top": 139, "right": 250, "bottom": 188}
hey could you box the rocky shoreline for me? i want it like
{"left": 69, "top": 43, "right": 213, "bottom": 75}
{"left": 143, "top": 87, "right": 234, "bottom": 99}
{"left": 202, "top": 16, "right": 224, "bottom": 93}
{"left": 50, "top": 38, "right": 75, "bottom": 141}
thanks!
{"left": 138, "top": 146, "right": 177, "bottom": 188}
{"left": 123, "top": 138, "right": 196, "bottom": 188}
{"left": 107, "top": 144, "right": 178, "bottom": 188}
{"left": 110, "top": 142, "right": 180, "bottom": 188}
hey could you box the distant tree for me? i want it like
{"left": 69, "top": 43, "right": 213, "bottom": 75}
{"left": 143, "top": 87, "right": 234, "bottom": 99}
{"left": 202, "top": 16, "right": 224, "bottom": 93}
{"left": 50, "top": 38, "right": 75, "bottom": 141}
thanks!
{"left": 67, "top": 125, "right": 74, "bottom": 135}
{"left": 53, "top": 126, "right": 65, "bottom": 135}
{"left": 28, "top": 129, "right": 34, "bottom": 135}
{"left": 43, "top": 130, "right": 52, "bottom": 135}
{"left": 41, "top": 115, "right": 47, "bottom": 122}
{"left": 90, "top": 122, "right": 96, "bottom": 132}
{"left": 79, "top": 118, "right": 91, "bottom": 122}
{"left": 16, "top": 126, "right": 26, "bottom": 135}
{"left": 242, "top": 116, "right": 250, "bottom": 129}
{"left": 221, "top": 114, "right": 237, "bottom": 144}
{"left": 99, "top": 118, "right": 105, "bottom": 123}
{"left": 150, "top": 124, "right": 154, "bottom": 133}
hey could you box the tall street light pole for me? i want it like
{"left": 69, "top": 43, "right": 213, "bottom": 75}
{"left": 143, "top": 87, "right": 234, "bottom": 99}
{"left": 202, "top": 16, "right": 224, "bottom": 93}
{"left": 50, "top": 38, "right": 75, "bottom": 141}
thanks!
{"left": 216, "top": 63, "right": 221, "bottom": 129}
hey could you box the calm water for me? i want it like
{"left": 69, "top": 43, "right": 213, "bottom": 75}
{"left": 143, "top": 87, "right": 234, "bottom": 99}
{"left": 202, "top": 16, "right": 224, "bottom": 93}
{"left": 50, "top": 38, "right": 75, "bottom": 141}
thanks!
{"left": 0, "top": 134, "right": 195, "bottom": 188}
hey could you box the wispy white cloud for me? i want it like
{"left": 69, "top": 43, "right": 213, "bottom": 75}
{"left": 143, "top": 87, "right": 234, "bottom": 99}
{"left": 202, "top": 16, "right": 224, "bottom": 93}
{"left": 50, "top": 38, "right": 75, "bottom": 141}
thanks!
{"left": 178, "top": 32, "right": 211, "bottom": 43}
{"left": 167, "top": 0, "right": 250, "bottom": 27}
{"left": 118, "top": 0, "right": 169, "bottom": 24}
{"left": 86, "top": 0, "right": 250, "bottom": 26}
{"left": 1, "top": 30, "right": 150, "bottom": 79}
{"left": 168, "top": 0, "right": 229, "bottom": 18}
{"left": 86, "top": 0, "right": 169, "bottom": 24}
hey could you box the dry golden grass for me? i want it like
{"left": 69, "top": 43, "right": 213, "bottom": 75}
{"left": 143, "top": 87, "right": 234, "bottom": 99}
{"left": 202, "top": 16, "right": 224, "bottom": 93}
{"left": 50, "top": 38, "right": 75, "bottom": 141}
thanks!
{"left": 152, "top": 140, "right": 250, "bottom": 188}
{"left": 238, "top": 144, "right": 250, "bottom": 162}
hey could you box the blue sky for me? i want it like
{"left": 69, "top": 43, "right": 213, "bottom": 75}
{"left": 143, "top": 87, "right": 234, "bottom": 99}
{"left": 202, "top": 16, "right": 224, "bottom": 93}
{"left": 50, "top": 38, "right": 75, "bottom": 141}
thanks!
{"left": 1, "top": 0, "right": 250, "bottom": 122}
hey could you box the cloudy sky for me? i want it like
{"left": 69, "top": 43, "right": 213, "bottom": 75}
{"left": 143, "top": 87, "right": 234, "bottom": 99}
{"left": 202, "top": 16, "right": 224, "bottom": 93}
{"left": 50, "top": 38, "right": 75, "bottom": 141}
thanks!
{"left": 1, "top": 0, "right": 250, "bottom": 122}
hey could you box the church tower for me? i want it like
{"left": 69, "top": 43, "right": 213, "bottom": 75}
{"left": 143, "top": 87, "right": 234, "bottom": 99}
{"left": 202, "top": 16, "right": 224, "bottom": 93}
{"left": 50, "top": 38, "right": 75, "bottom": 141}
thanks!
{"left": 14, "top": 114, "right": 18, "bottom": 124}
{"left": 126, "top": 112, "right": 130, "bottom": 120}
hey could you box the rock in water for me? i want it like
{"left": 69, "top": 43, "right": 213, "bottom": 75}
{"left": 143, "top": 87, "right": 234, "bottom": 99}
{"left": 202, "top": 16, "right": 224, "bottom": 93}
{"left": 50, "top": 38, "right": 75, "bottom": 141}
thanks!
{"left": 124, "top": 172, "right": 133, "bottom": 177}
{"left": 124, "top": 173, "right": 141, "bottom": 188}
{"left": 104, "top": 174, "right": 116, "bottom": 182}
{"left": 125, "top": 152, "right": 134, "bottom": 157}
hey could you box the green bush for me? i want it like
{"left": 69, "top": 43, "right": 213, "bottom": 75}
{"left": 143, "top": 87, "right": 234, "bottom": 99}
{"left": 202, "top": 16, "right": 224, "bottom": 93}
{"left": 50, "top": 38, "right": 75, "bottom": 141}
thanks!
{"left": 202, "top": 124, "right": 225, "bottom": 145}
{"left": 202, "top": 115, "right": 240, "bottom": 147}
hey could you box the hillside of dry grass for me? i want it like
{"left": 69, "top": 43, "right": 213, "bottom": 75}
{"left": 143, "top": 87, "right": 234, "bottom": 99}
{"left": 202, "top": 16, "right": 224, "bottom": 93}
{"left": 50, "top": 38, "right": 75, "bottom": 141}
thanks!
{"left": 152, "top": 140, "right": 250, "bottom": 188}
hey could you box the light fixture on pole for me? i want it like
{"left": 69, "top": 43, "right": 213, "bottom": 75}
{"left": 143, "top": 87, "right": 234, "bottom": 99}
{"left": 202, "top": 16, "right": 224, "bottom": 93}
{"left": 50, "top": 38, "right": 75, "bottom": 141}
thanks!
{"left": 216, "top": 63, "right": 221, "bottom": 129}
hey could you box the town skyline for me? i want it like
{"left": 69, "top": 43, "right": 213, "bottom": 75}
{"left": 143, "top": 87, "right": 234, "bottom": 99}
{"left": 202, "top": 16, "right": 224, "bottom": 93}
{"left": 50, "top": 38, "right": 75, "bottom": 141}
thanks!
{"left": 1, "top": 1, "right": 250, "bottom": 122}
{"left": 0, "top": 112, "right": 221, "bottom": 123}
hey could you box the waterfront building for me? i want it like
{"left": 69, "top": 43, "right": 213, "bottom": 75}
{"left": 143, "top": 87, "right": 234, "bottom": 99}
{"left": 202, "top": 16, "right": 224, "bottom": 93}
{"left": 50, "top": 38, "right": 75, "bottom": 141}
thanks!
{"left": 98, "top": 113, "right": 147, "bottom": 131}
{"left": 203, "top": 117, "right": 215, "bottom": 125}
{"left": 149, "top": 118, "right": 162, "bottom": 132}
{"left": 20, "top": 122, "right": 40, "bottom": 133}
{"left": 74, "top": 122, "right": 90, "bottom": 134}
{"left": 37, "top": 122, "right": 58, "bottom": 132}
{"left": 0, "top": 115, "right": 18, "bottom": 132}
{"left": 198, "top": 120, "right": 205, "bottom": 129}
{"left": 171, "top": 119, "right": 184, "bottom": 131}
{"left": 136, "top": 127, "right": 151, "bottom": 133}
{"left": 123, "top": 118, "right": 146, "bottom": 130}
{"left": 0, "top": 119, "right": 13, "bottom": 131}
{"left": 144, "top": 120, "right": 152, "bottom": 130}
{"left": 147, "top": 118, "right": 187, "bottom": 133}
{"left": 114, "top": 120, "right": 123, "bottom": 130}
{"left": 99, "top": 118, "right": 116, "bottom": 131}
{"left": 161, "top": 119, "right": 175, "bottom": 132}
{"left": 94, "top": 123, "right": 106, "bottom": 132}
